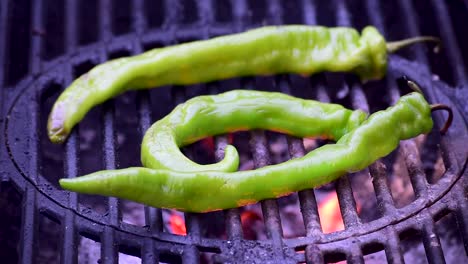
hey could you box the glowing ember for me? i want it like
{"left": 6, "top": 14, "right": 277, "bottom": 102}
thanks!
{"left": 241, "top": 210, "right": 262, "bottom": 223}
{"left": 318, "top": 192, "right": 344, "bottom": 233}
{"left": 240, "top": 210, "right": 263, "bottom": 240}
{"left": 169, "top": 213, "right": 187, "bottom": 235}
{"left": 201, "top": 134, "right": 234, "bottom": 152}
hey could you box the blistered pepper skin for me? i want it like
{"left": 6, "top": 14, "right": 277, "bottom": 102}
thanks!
{"left": 142, "top": 90, "right": 367, "bottom": 172}
{"left": 48, "top": 26, "right": 386, "bottom": 143}
{"left": 60, "top": 92, "right": 433, "bottom": 212}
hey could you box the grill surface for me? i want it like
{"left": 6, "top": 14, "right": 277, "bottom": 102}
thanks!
{"left": 1, "top": 0, "right": 468, "bottom": 264}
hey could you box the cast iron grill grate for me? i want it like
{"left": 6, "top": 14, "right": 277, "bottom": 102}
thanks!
{"left": 1, "top": 0, "right": 468, "bottom": 263}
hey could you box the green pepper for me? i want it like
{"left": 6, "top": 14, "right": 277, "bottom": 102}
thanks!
{"left": 59, "top": 80, "right": 450, "bottom": 212}
{"left": 142, "top": 90, "right": 366, "bottom": 172}
{"left": 48, "top": 25, "right": 438, "bottom": 143}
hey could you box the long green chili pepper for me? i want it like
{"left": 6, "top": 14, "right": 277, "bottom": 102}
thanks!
{"left": 48, "top": 25, "right": 438, "bottom": 143}
{"left": 141, "top": 90, "right": 367, "bottom": 172}
{"left": 59, "top": 80, "right": 452, "bottom": 212}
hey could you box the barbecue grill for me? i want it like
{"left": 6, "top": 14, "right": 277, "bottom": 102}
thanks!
{"left": 1, "top": 0, "right": 467, "bottom": 263}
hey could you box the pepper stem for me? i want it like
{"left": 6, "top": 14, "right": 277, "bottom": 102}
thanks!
{"left": 387, "top": 36, "right": 441, "bottom": 53}
{"left": 397, "top": 76, "right": 453, "bottom": 135}
{"left": 397, "top": 76, "right": 423, "bottom": 94}
{"left": 430, "top": 104, "right": 453, "bottom": 135}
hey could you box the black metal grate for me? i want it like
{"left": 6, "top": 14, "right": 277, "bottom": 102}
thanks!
{"left": 1, "top": 0, "right": 468, "bottom": 263}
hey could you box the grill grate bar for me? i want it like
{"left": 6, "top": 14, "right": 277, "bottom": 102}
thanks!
{"left": 132, "top": 0, "right": 146, "bottom": 35}
{"left": 0, "top": 0, "right": 8, "bottom": 88}
{"left": 260, "top": 0, "right": 287, "bottom": 247}
{"left": 346, "top": 245, "right": 364, "bottom": 264}
{"left": 30, "top": 0, "right": 43, "bottom": 75}
{"left": 400, "top": 140, "right": 428, "bottom": 198}
{"left": 316, "top": 82, "right": 331, "bottom": 103}
{"left": 62, "top": 72, "right": 79, "bottom": 264}
{"left": 100, "top": 41, "right": 120, "bottom": 224}
{"left": 301, "top": 0, "right": 317, "bottom": 25}
{"left": 181, "top": 2, "right": 216, "bottom": 259}
{"left": 295, "top": 0, "right": 321, "bottom": 241}
{"left": 335, "top": 87, "right": 362, "bottom": 229}
{"left": 102, "top": 108, "right": 119, "bottom": 261}
{"left": 349, "top": 81, "right": 398, "bottom": 216}
{"left": 163, "top": 0, "right": 180, "bottom": 31}
{"left": 131, "top": 0, "right": 161, "bottom": 233}
{"left": 29, "top": 0, "right": 43, "bottom": 182}
{"left": 287, "top": 129, "right": 322, "bottom": 237}
{"left": 172, "top": 86, "right": 201, "bottom": 259}
{"left": 261, "top": 199, "right": 283, "bottom": 242}
{"left": 185, "top": 213, "right": 202, "bottom": 240}
{"left": 217, "top": 0, "right": 248, "bottom": 241}
{"left": 139, "top": 85, "right": 162, "bottom": 258}
{"left": 397, "top": 0, "right": 429, "bottom": 66}
{"left": 0, "top": 0, "right": 6, "bottom": 170}
{"left": 62, "top": 200, "right": 78, "bottom": 264}
{"left": 304, "top": 245, "right": 324, "bottom": 264}
{"left": 298, "top": 191, "right": 323, "bottom": 257}
{"left": 384, "top": 227, "right": 404, "bottom": 264}
{"left": 453, "top": 183, "right": 468, "bottom": 255}
{"left": 349, "top": 80, "right": 369, "bottom": 112}
{"left": 198, "top": 0, "right": 214, "bottom": 25}
{"left": 332, "top": 0, "right": 362, "bottom": 230}
{"left": 278, "top": 73, "right": 324, "bottom": 263}
{"left": 144, "top": 206, "right": 162, "bottom": 233}
{"left": 429, "top": 0, "right": 467, "bottom": 84}
{"left": 277, "top": 78, "right": 320, "bottom": 229}
{"left": 369, "top": 161, "right": 396, "bottom": 215}
{"left": 101, "top": 226, "right": 118, "bottom": 264}
{"left": 334, "top": 0, "right": 352, "bottom": 27}
{"left": 223, "top": 206, "right": 243, "bottom": 239}
{"left": 20, "top": 1, "right": 43, "bottom": 261}
{"left": 99, "top": 0, "right": 119, "bottom": 263}
{"left": 289, "top": 136, "right": 324, "bottom": 263}
{"left": 230, "top": 0, "right": 247, "bottom": 32}
{"left": 336, "top": 173, "right": 361, "bottom": 228}
{"left": 367, "top": 4, "right": 448, "bottom": 259}
{"left": 250, "top": 130, "right": 284, "bottom": 250}
{"left": 388, "top": 86, "right": 430, "bottom": 198}
{"left": 131, "top": 1, "right": 162, "bottom": 261}
{"left": 182, "top": 245, "right": 200, "bottom": 264}
{"left": 62, "top": 2, "right": 79, "bottom": 263}
{"left": 421, "top": 214, "right": 446, "bottom": 264}
{"left": 20, "top": 188, "right": 37, "bottom": 264}
{"left": 65, "top": 0, "right": 77, "bottom": 49}
{"left": 99, "top": 0, "right": 112, "bottom": 42}
{"left": 138, "top": 85, "right": 163, "bottom": 259}
{"left": 185, "top": 0, "right": 215, "bottom": 240}
{"left": 141, "top": 239, "right": 158, "bottom": 264}
{"left": 215, "top": 135, "right": 243, "bottom": 240}
{"left": 101, "top": 102, "right": 120, "bottom": 264}
{"left": 266, "top": 0, "right": 282, "bottom": 25}
{"left": 364, "top": 0, "right": 385, "bottom": 34}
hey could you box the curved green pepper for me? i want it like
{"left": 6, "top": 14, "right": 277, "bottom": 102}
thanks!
{"left": 48, "top": 25, "right": 437, "bottom": 143}
{"left": 142, "top": 90, "right": 366, "bottom": 172}
{"left": 60, "top": 91, "right": 434, "bottom": 212}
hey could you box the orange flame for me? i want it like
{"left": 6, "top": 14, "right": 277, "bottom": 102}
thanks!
{"left": 169, "top": 213, "right": 187, "bottom": 235}
{"left": 318, "top": 192, "right": 344, "bottom": 233}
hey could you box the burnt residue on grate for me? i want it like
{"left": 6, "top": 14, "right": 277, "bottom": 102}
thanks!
{"left": 1, "top": 0, "right": 468, "bottom": 264}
